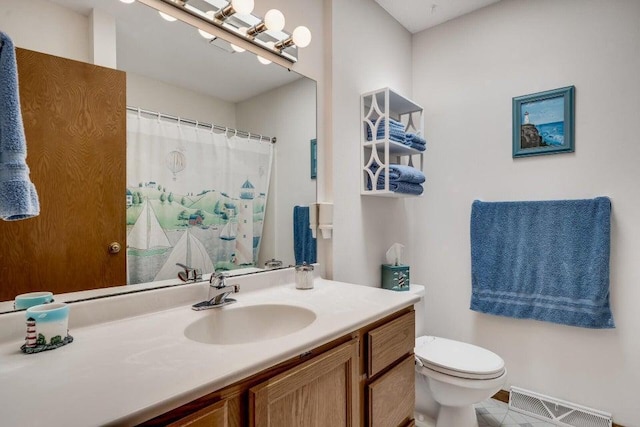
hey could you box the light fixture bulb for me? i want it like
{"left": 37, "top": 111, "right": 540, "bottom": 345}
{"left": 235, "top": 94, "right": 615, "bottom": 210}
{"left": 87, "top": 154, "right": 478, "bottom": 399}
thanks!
{"left": 231, "top": 0, "right": 254, "bottom": 15}
{"left": 120, "top": 0, "right": 135, "bottom": 4}
{"left": 257, "top": 55, "right": 272, "bottom": 65}
{"left": 158, "top": 11, "right": 177, "bottom": 22}
{"left": 292, "top": 26, "right": 311, "bottom": 48}
{"left": 264, "top": 9, "right": 285, "bottom": 32}
{"left": 198, "top": 11, "right": 216, "bottom": 39}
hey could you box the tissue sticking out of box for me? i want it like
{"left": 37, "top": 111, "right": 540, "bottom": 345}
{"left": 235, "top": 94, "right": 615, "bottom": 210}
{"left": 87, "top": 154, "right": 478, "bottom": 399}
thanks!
{"left": 386, "top": 243, "right": 404, "bottom": 266}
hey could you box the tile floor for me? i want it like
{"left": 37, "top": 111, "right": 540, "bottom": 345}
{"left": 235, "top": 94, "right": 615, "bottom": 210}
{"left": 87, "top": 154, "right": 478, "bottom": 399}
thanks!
{"left": 475, "top": 398, "right": 556, "bottom": 427}
{"left": 415, "top": 398, "right": 556, "bottom": 427}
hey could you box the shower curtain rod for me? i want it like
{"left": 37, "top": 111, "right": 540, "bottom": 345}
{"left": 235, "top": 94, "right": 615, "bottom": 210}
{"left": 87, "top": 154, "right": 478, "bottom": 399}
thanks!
{"left": 126, "top": 106, "right": 276, "bottom": 143}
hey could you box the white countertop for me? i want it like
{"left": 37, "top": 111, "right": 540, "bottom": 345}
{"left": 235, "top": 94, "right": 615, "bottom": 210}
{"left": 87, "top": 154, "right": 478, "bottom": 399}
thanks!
{"left": 0, "top": 276, "right": 419, "bottom": 427}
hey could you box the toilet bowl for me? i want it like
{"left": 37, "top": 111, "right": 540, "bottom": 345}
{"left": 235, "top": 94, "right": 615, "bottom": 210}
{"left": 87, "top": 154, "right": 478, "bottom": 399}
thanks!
{"left": 414, "top": 336, "right": 507, "bottom": 427}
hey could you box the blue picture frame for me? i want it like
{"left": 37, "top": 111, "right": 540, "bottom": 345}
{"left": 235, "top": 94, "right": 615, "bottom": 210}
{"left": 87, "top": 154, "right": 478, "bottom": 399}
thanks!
{"left": 512, "top": 86, "right": 575, "bottom": 158}
{"left": 310, "top": 139, "right": 317, "bottom": 179}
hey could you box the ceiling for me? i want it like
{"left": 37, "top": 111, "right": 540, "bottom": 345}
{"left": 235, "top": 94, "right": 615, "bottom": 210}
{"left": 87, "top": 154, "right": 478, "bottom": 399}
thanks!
{"left": 374, "top": 0, "right": 501, "bottom": 34}
{"left": 50, "top": 0, "right": 301, "bottom": 103}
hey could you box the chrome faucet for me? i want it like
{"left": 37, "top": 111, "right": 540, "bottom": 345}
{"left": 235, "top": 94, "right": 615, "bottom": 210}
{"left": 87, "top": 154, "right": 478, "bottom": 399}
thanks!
{"left": 191, "top": 271, "right": 240, "bottom": 311}
{"left": 176, "top": 263, "right": 203, "bottom": 283}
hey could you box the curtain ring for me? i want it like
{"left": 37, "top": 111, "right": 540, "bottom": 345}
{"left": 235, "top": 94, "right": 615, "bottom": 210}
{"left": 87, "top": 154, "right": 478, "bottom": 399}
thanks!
{"left": 234, "top": 129, "right": 238, "bottom": 138}
{"left": 247, "top": 132, "right": 252, "bottom": 141}
{"left": 137, "top": 107, "right": 141, "bottom": 119}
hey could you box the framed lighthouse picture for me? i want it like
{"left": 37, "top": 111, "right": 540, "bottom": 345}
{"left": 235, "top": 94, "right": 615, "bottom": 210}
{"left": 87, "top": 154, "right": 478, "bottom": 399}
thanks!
{"left": 512, "top": 86, "right": 575, "bottom": 158}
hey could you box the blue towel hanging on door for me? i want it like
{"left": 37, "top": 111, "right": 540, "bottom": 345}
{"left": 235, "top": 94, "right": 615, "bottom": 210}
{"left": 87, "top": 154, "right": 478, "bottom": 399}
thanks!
{"left": 0, "top": 31, "right": 40, "bottom": 221}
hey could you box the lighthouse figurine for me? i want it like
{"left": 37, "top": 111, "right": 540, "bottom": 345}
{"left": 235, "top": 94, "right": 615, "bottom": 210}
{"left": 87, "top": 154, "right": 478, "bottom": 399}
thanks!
{"left": 25, "top": 317, "right": 37, "bottom": 348}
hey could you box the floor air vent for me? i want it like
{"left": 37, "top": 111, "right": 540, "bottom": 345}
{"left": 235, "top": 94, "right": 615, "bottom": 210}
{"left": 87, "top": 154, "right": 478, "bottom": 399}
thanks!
{"left": 509, "top": 387, "right": 612, "bottom": 427}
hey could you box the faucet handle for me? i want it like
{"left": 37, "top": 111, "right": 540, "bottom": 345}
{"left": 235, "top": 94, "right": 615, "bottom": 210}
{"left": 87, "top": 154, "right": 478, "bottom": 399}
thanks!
{"left": 210, "top": 271, "right": 227, "bottom": 286}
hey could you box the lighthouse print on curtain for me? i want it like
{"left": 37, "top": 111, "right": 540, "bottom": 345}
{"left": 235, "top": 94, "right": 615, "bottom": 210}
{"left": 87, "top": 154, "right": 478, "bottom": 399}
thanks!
{"left": 126, "top": 111, "right": 273, "bottom": 285}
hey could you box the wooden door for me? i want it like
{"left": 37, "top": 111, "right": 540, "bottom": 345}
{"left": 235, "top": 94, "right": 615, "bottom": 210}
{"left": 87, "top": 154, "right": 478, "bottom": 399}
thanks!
{"left": 250, "top": 338, "right": 360, "bottom": 427}
{"left": 0, "top": 48, "right": 126, "bottom": 301}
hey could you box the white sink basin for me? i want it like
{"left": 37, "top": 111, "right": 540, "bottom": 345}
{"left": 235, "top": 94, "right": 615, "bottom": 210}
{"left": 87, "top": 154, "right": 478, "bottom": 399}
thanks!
{"left": 184, "top": 304, "right": 317, "bottom": 345}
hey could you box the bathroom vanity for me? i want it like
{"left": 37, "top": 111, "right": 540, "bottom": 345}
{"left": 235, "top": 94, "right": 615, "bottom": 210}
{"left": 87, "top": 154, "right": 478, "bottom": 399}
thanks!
{"left": 0, "top": 269, "right": 419, "bottom": 427}
{"left": 144, "top": 307, "right": 415, "bottom": 427}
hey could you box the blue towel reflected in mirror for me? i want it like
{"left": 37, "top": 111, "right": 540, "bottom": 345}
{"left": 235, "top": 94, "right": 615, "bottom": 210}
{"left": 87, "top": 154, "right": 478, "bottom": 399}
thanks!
{"left": 293, "top": 206, "right": 316, "bottom": 265}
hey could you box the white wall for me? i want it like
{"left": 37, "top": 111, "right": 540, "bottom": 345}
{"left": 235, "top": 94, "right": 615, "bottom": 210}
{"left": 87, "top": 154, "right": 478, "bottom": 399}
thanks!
{"left": 126, "top": 72, "right": 236, "bottom": 127}
{"left": 0, "top": 0, "right": 90, "bottom": 62}
{"left": 236, "top": 78, "right": 317, "bottom": 267}
{"left": 411, "top": 0, "right": 640, "bottom": 423}
{"left": 331, "top": 0, "right": 414, "bottom": 285}
{"left": 255, "top": 0, "right": 330, "bottom": 275}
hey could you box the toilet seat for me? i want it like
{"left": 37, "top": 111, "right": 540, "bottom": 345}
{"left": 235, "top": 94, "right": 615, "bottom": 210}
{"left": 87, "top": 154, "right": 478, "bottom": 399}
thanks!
{"left": 415, "top": 336, "right": 505, "bottom": 380}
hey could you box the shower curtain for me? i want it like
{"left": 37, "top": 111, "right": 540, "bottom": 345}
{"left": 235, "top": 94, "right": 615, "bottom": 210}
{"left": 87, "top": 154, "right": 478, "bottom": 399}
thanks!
{"left": 126, "top": 111, "right": 273, "bottom": 285}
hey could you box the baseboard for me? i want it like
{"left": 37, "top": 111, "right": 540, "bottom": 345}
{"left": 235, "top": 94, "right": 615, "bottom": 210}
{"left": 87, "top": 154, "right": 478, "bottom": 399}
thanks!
{"left": 491, "top": 390, "right": 624, "bottom": 427}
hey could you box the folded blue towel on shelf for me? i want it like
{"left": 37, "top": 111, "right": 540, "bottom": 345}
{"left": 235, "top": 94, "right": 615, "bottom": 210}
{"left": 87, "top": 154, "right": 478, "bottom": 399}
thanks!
{"left": 366, "top": 118, "right": 406, "bottom": 142}
{"left": 367, "top": 132, "right": 406, "bottom": 144}
{"left": 367, "top": 124, "right": 404, "bottom": 135}
{"left": 406, "top": 133, "right": 426, "bottom": 146}
{"left": 367, "top": 179, "right": 423, "bottom": 195}
{"left": 371, "top": 164, "right": 425, "bottom": 184}
{"left": 377, "top": 117, "right": 404, "bottom": 128}
{"left": 0, "top": 31, "right": 40, "bottom": 221}
{"left": 407, "top": 142, "right": 426, "bottom": 151}
{"left": 470, "top": 197, "right": 614, "bottom": 329}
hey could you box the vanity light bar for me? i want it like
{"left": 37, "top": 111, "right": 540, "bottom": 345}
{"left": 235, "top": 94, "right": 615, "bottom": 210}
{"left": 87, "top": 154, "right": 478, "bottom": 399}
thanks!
{"left": 134, "top": 0, "right": 310, "bottom": 66}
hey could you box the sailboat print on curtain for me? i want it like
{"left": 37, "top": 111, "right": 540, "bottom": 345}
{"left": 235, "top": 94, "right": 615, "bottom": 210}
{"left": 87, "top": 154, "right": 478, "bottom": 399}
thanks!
{"left": 154, "top": 228, "right": 214, "bottom": 281}
{"left": 126, "top": 111, "right": 273, "bottom": 284}
{"left": 127, "top": 199, "right": 172, "bottom": 250}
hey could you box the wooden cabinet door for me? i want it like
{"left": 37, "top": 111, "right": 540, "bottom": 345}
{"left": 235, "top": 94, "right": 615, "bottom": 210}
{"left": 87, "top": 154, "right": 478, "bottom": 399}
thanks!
{"left": 0, "top": 48, "right": 126, "bottom": 301}
{"left": 367, "top": 355, "right": 415, "bottom": 427}
{"left": 168, "top": 400, "right": 229, "bottom": 427}
{"left": 250, "top": 338, "right": 360, "bottom": 427}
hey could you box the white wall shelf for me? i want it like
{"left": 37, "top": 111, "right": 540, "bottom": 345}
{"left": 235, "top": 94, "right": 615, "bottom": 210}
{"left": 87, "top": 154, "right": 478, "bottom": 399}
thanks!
{"left": 361, "top": 87, "right": 425, "bottom": 197}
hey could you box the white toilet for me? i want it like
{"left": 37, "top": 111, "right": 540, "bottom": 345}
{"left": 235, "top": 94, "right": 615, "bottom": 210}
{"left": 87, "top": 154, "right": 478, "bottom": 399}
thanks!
{"left": 410, "top": 286, "right": 507, "bottom": 427}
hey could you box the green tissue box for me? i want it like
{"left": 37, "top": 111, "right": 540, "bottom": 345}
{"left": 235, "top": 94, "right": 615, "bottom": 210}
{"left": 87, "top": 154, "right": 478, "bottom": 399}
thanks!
{"left": 381, "top": 264, "right": 410, "bottom": 291}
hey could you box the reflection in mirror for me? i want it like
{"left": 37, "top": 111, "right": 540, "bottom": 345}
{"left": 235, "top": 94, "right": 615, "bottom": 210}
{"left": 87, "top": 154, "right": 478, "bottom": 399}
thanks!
{"left": 0, "top": 0, "right": 316, "bottom": 311}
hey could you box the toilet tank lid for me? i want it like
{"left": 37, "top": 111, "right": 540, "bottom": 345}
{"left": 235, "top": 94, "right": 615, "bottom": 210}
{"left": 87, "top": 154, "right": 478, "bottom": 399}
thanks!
{"left": 415, "top": 336, "right": 504, "bottom": 375}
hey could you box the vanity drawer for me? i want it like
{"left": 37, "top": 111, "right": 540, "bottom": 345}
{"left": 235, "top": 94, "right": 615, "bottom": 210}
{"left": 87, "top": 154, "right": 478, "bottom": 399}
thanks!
{"left": 367, "top": 354, "right": 415, "bottom": 427}
{"left": 367, "top": 311, "right": 414, "bottom": 378}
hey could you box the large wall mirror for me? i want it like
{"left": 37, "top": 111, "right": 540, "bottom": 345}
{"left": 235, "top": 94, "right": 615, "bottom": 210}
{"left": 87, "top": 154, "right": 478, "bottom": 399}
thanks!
{"left": 0, "top": 0, "right": 317, "bottom": 311}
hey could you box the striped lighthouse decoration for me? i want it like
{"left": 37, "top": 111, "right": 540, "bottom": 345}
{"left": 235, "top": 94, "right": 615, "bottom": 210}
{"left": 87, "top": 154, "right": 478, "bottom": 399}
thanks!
{"left": 26, "top": 317, "right": 37, "bottom": 348}
{"left": 397, "top": 271, "right": 407, "bottom": 289}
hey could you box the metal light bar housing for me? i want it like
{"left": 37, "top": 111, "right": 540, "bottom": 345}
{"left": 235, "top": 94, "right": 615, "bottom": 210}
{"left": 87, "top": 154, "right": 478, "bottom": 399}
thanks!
{"left": 137, "top": 0, "right": 298, "bottom": 66}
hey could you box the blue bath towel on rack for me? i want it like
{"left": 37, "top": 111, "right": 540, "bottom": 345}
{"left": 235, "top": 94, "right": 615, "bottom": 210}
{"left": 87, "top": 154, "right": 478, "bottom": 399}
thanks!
{"left": 470, "top": 197, "right": 614, "bottom": 329}
{"left": 293, "top": 206, "right": 316, "bottom": 265}
{"left": 0, "top": 32, "right": 40, "bottom": 221}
